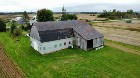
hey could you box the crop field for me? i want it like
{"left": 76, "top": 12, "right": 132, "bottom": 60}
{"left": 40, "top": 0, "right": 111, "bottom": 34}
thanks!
{"left": 0, "top": 32, "right": 140, "bottom": 78}
{"left": 77, "top": 14, "right": 107, "bottom": 20}
{"left": 91, "top": 21, "right": 140, "bottom": 46}
{"left": 92, "top": 21, "right": 140, "bottom": 31}
{"left": 28, "top": 14, "right": 105, "bottom": 20}
{"left": 0, "top": 14, "right": 107, "bottom": 21}
{"left": 0, "top": 44, "right": 25, "bottom": 78}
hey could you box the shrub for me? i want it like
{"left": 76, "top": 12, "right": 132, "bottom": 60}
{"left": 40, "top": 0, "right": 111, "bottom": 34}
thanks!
{"left": 21, "top": 23, "right": 31, "bottom": 30}
{"left": 90, "top": 14, "right": 95, "bottom": 16}
{"left": 92, "top": 14, "right": 96, "bottom": 16}
{"left": 79, "top": 19, "right": 90, "bottom": 22}
{"left": 126, "top": 20, "right": 132, "bottom": 23}
{"left": 85, "top": 19, "right": 90, "bottom": 22}
{"left": 108, "top": 16, "right": 117, "bottom": 20}
{"left": 13, "top": 28, "right": 22, "bottom": 36}
{"left": 61, "top": 14, "right": 78, "bottom": 21}
{"left": 10, "top": 23, "right": 16, "bottom": 34}
{"left": 0, "top": 19, "right": 6, "bottom": 32}
{"left": 21, "top": 25, "right": 24, "bottom": 30}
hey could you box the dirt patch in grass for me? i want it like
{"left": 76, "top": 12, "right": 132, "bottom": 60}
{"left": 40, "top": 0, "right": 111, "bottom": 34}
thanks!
{"left": 0, "top": 44, "right": 25, "bottom": 78}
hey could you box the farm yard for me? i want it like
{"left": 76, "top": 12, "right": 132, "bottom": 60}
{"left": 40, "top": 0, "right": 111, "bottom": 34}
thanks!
{"left": 0, "top": 32, "right": 140, "bottom": 78}
{"left": 0, "top": 13, "right": 140, "bottom": 78}
{"left": 0, "top": 0, "right": 140, "bottom": 77}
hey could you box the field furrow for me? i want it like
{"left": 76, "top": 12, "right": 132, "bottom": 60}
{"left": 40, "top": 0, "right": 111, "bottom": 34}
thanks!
{"left": 0, "top": 44, "right": 25, "bottom": 78}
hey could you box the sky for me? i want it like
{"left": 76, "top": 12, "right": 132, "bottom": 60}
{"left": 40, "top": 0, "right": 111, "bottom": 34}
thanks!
{"left": 0, "top": 0, "right": 140, "bottom": 12}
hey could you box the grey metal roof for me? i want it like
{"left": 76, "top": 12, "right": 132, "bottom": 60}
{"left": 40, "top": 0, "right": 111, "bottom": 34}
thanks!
{"left": 32, "top": 20, "right": 103, "bottom": 42}
{"left": 38, "top": 28, "right": 73, "bottom": 42}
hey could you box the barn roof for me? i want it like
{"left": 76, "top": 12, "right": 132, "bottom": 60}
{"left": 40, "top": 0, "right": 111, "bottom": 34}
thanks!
{"left": 32, "top": 20, "right": 103, "bottom": 41}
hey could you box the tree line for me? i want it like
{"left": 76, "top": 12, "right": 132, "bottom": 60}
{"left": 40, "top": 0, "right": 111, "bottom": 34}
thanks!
{"left": 98, "top": 9, "right": 140, "bottom": 19}
{"left": 0, "top": 12, "right": 36, "bottom": 15}
{"left": 37, "top": 7, "right": 77, "bottom": 22}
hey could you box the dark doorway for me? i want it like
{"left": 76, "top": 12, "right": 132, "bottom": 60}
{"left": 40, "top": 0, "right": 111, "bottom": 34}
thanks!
{"left": 87, "top": 39, "right": 93, "bottom": 49}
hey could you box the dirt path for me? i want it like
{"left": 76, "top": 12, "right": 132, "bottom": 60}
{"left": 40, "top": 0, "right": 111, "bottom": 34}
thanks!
{"left": 0, "top": 44, "right": 25, "bottom": 78}
{"left": 105, "top": 41, "right": 140, "bottom": 56}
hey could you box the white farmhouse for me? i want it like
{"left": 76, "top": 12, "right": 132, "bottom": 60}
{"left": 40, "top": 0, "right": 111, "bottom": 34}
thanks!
{"left": 15, "top": 17, "right": 26, "bottom": 24}
{"left": 30, "top": 20, "right": 104, "bottom": 54}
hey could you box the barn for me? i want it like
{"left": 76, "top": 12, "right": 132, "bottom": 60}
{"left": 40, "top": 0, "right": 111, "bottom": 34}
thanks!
{"left": 30, "top": 20, "right": 104, "bottom": 54}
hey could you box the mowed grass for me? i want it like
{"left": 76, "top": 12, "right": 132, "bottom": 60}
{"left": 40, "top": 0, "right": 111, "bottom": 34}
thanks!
{"left": 105, "top": 39, "right": 140, "bottom": 51}
{"left": 0, "top": 32, "right": 140, "bottom": 78}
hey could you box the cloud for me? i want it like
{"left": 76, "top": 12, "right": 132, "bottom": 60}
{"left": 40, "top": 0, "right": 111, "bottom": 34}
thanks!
{"left": 0, "top": 0, "right": 139, "bottom": 12}
{"left": 52, "top": 3, "right": 140, "bottom": 12}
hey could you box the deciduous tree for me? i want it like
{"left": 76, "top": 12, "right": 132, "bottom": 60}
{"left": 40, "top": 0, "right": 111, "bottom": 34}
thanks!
{"left": 23, "top": 11, "right": 29, "bottom": 23}
{"left": 37, "top": 9, "right": 54, "bottom": 22}
{"left": 0, "top": 19, "right": 6, "bottom": 32}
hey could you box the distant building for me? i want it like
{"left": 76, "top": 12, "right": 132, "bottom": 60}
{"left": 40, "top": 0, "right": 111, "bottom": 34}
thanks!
{"left": 30, "top": 20, "right": 104, "bottom": 54}
{"left": 15, "top": 17, "right": 26, "bottom": 24}
{"left": 11, "top": 17, "right": 26, "bottom": 24}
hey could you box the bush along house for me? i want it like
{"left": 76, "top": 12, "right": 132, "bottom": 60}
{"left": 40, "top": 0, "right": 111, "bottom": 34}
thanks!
{"left": 30, "top": 20, "right": 104, "bottom": 54}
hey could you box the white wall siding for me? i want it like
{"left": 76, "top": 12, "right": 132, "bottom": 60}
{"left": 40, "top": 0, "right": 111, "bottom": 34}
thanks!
{"left": 30, "top": 35, "right": 104, "bottom": 54}
{"left": 38, "top": 38, "right": 73, "bottom": 54}
{"left": 31, "top": 37, "right": 73, "bottom": 54}
{"left": 30, "top": 37, "right": 41, "bottom": 52}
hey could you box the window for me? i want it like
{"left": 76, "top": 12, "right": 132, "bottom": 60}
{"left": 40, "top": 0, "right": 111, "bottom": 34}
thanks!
{"left": 54, "top": 44, "right": 57, "bottom": 48}
{"left": 64, "top": 42, "right": 66, "bottom": 45}
{"left": 69, "top": 41, "right": 71, "bottom": 44}
{"left": 59, "top": 43, "right": 62, "bottom": 47}
{"left": 43, "top": 47, "right": 46, "bottom": 50}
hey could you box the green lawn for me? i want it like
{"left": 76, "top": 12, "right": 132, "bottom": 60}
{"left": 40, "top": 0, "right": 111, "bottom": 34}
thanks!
{"left": 0, "top": 32, "right": 140, "bottom": 78}
{"left": 105, "top": 39, "right": 140, "bottom": 51}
